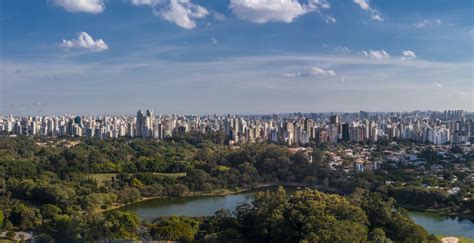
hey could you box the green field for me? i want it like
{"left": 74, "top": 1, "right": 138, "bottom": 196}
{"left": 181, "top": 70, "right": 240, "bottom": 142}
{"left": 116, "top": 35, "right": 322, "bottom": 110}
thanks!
{"left": 89, "top": 172, "right": 187, "bottom": 186}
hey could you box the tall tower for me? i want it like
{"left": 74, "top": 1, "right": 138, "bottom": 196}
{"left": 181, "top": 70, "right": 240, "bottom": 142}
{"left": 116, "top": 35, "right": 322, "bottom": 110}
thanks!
{"left": 145, "top": 109, "right": 153, "bottom": 138}
{"left": 136, "top": 110, "right": 144, "bottom": 137}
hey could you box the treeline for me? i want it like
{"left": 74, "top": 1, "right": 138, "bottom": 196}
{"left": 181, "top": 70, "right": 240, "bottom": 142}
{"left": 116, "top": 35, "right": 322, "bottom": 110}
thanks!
{"left": 0, "top": 135, "right": 344, "bottom": 240}
{"left": 342, "top": 162, "right": 474, "bottom": 220}
{"left": 381, "top": 185, "right": 474, "bottom": 220}
{"left": 0, "top": 135, "right": 466, "bottom": 241}
{"left": 1, "top": 187, "right": 441, "bottom": 242}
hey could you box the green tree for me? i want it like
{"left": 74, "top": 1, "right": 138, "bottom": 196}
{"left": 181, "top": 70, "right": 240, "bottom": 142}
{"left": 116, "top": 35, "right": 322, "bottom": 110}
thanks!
{"left": 150, "top": 216, "right": 199, "bottom": 242}
{"left": 9, "top": 203, "right": 41, "bottom": 230}
{"left": 95, "top": 211, "right": 141, "bottom": 240}
{"left": 116, "top": 187, "right": 141, "bottom": 204}
{"left": 167, "top": 184, "right": 189, "bottom": 197}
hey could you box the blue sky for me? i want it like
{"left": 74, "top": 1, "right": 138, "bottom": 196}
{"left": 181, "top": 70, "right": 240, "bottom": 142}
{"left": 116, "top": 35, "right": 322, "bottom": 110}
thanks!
{"left": 0, "top": 0, "right": 472, "bottom": 115}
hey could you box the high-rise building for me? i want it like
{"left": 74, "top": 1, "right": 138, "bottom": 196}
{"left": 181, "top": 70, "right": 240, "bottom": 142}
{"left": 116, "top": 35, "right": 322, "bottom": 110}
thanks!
{"left": 136, "top": 110, "right": 144, "bottom": 137}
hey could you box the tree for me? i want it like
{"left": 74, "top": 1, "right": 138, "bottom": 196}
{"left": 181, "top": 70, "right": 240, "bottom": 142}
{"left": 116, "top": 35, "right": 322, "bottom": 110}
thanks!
{"left": 40, "top": 214, "right": 83, "bottom": 241}
{"left": 167, "top": 184, "right": 189, "bottom": 197}
{"left": 9, "top": 203, "right": 41, "bottom": 230}
{"left": 369, "top": 228, "right": 393, "bottom": 243}
{"left": 386, "top": 211, "right": 431, "bottom": 242}
{"left": 92, "top": 211, "right": 141, "bottom": 240}
{"left": 150, "top": 216, "right": 199, "bottom": 242}
{"left": 116, "top": 187, "right": 141, "bottom": 204}
{"left": 361, "top": 192, "right": 394, "bottom": 228}
{"left": 204, "top": 187, "right": 370, "bottom": 242}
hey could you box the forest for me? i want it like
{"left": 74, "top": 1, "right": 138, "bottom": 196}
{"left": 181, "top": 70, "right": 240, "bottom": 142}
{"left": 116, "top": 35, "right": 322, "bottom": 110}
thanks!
{"left": 0, "top": 134, "right": 470, "bottom": 241}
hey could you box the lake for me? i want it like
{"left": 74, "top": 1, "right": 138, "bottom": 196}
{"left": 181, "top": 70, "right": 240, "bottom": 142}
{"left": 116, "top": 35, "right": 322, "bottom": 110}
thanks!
{"left": 119, "top": 186, "right": 474, "bottom": 239}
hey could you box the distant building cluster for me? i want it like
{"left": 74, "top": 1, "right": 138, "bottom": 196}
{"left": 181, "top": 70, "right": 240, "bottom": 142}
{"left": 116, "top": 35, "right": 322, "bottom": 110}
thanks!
{"left": 0, "top": 110, "right": 472, "bottom": 145}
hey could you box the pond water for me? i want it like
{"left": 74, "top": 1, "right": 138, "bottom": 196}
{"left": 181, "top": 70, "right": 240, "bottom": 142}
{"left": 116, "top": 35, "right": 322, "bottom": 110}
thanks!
{"left": 119, "top": 186, "right": 474, "bottom": 239}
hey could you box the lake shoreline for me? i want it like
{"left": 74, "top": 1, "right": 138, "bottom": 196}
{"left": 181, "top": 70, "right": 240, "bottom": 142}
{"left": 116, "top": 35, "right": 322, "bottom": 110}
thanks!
{"left": 101, "top": 182, "right": 314, "bottom": 213}
{"left": 102, "top": 183, "right": 472, "bottom": 224}
{"left": 398, "top": 204, "right": 474, "bottom": 223}
{"left": 115, "top": 185, "right": 474, "bottom": 240}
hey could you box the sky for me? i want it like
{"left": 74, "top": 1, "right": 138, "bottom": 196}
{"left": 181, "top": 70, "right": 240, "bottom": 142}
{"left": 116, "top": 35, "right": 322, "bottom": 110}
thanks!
{"left": 0, "top": 0, "right": 473, "bottom": 115}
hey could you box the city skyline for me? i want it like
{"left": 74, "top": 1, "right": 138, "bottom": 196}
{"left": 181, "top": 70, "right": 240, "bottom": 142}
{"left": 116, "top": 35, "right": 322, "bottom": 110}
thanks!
{"left": 1, "top": 0, "right": 473, "bottom": 115}
{"left": 1, "top": 109, "right": 470, "bottom": 146}
{"left": 1, "top": 109, "right": 473, "bottom": 117}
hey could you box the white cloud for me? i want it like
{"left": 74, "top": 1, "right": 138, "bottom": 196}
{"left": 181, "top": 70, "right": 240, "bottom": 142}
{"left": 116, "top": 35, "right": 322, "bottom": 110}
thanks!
{"left": 363, "top": 49, "right": 390, "bottom": 59}
{"left": 434, "top": 82, "right": 443, "bottom": 87}
{"left": 309, "top": 67, "right": 336, "bottom": 76}
{"left": 154, "top": 0, "right": 208, "bottom": 29}
{"left": 131, "top": 0, "right": 157, "bottom": 5}
{"left": 371, "top": 14, "right": 383, "bottom": 21}
{"left": 335, "top": 46, "right": 350, "bottom": 52}
{"left": 353, "top": 0, "right": 370, "bottom": 10}
{"left": 52, "top": 0, "right": 104, "bottom": 13}
{"left": 353, "top": 0, "right": 383, "bottom": 21}
{"left": 282, "top": 72, "right": 303, "bottom": 77}
{"left": 61, "top": 32, "right": 109, "bottom": 52}
{"left": 401, "top": 50, "right": 416, "bottom": 60}
{"left": 415, "top": 19, "right": 441, "bottom": 28}
{"left": 324, "top": 15, "right": 336, "bottom": 23}
{"left": 211, "top": 36, "right": 218, "bottom": 44}
{"left": 131, "top": 0, "right": 209, "bottom": 29}
{"left": 229, "top": 0, "right": 330, "bottom": 24}
{"left": 283, "top": 67, "right": 336, "bottom": 78}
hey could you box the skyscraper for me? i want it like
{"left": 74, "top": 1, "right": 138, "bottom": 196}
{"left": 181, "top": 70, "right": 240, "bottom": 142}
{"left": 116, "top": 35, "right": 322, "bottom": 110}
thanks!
{"left": 136, "top": 110, "right": 145, "bottom": 138}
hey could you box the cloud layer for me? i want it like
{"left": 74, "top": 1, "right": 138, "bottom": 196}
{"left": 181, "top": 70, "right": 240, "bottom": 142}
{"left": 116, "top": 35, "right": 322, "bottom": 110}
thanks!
{"left": 229, "top": 0, "right": 330, "bottom": 24}
{"left": 52, "top": 0, "right": 104, "bottom": 13}
{"left": 283, "top": 67, "right": 336, "bottom": 78}
{"left": 51, "top": 0, "right": 389, "bottom": 29}
{"left": 131, "top": 0, "right": 209, "bottom": 29}
{"left": 363, "top": 49, "right": 390, "bottom": 59}
{"left": 61, "top": 32, "right": 109, "bottom": 52}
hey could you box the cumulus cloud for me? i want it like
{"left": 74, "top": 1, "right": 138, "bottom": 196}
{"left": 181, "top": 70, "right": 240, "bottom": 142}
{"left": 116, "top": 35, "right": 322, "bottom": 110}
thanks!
{"left": 415, "top": 19, "right": 441, "bottom": 28}
{"left": 401, "top": 50, "right": 416, "bottom": 60}
{"left": 353, "top": 0, "right": 383, "bottom": 21}
{"left": 156, "top": 0, "right": 208, "bottom": 29}
{"left": 283, "top": 67, "right": 336, "bottom": 78}
{"left": 61, "top": 32, "right": 109, "bottom": 52}
{"left": 434, "top": 82, "right": 443, "bottom": 87}
{"left": 211, "top": 36, "right": 218, "bottom": 44}
{"left": 363, "top": 49, "right": 390, "bottom": 60}
{"left": 51, "top": 0, "right": 104, "bottom": 13}
{"left": 131, "top": 0, "right": 209, "bottom": 29}
{"left": 229, "top": 0, "right": 330, "bottom": 24}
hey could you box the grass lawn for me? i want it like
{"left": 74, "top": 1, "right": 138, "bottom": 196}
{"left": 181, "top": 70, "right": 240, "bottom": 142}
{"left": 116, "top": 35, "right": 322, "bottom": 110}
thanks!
{"left": 152, "top": 172, "right": 187, "bottom": 178}
{"left": 88, "top": 173, "right": 117, "bottom": 186}
{"left": 89, "top": 172, "right": 187, "bottom": 186}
